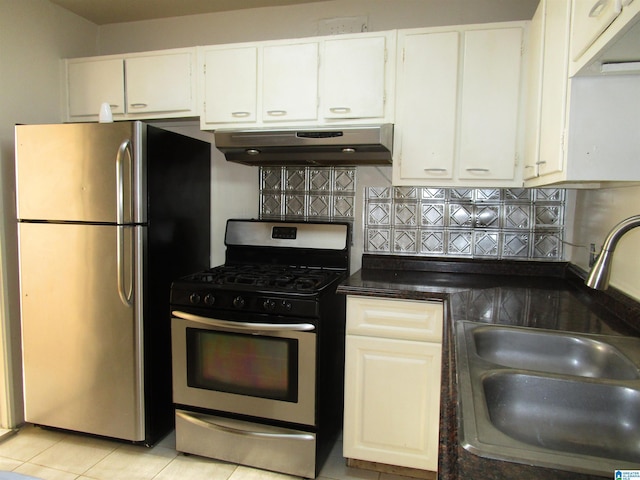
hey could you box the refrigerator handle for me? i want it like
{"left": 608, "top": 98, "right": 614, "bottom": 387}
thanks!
{"left": 116, "top": 139, "right": 133, "bottom": 225}
{"left": 116, "top": 140, "right": 134, "bottom": 307}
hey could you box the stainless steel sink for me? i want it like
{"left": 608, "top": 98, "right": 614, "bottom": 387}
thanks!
{"left": 473, "top": 326, "right": 640, "bottom": 379}
{"left": 456, "top": 322, "right": 640, "bottom": 475}
{"left": 484, "top": 372, "right": 640, "bottom": 462}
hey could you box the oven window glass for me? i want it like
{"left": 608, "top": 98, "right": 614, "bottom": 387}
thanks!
{"left": 186, "top": 329, "right": 299, "bottom": 402}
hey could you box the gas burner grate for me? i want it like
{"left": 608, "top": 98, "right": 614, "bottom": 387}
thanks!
{"left": 183, "top": 264, "right": 340, "bottom": 292}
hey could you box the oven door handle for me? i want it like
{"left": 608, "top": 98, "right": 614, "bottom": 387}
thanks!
{"left": 177, "top": 410, "right": 315, "bottom": 441}
{"left": 171, "top": 310, "right": 316, "bottom": 332}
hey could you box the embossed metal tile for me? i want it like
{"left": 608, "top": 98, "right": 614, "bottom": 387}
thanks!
{"left": 364, "top": 187, "right": 566, "bottom": 260}
{"left": 420, "top": 230, "right": 445, "bottom": 254}
{"left": 259, "top": 166, "right": 356, "bottom": 221}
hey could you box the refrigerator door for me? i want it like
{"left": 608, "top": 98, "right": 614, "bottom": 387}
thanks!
{"left": 15, "top": 122, "right": 144, "bottom": 224}
{"left": 18, "top": 222, "right": 145, "bottom": 441}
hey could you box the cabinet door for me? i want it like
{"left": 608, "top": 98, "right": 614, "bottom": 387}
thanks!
{"left": 395, "top": 31, "right": 459, "bottom": 181}
{"left": 458, "top": 27, "right": 523, "bottom": 180}
{"left": 538, "top": 0, "right": 572, "bottom": 177}
{"left": 67, "top": 58, "right": 124, "bottom": 118}
{"left": 523, "top": 2, "right": 545, "bottom": 180}
{"left": 262, "top": 42, "right": 318, "bottom": 122}
{"left": 201, "top": 46, "right": 258, "bottom": 125}
{"left": 570, "top": 0, "right": 621, "bottom": 61}
{"left": 126, "top": 51, "right": 195, "bottom": 116}
{"left": 343, "top": 335, "right": 441, "bottom": 472}
{"left": 321, "top": 36, "right": 387, "bottom": 119}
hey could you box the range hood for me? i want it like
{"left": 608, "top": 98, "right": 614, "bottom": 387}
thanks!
{"left": 213, "top": 124, "right": 393, "bottom": 166}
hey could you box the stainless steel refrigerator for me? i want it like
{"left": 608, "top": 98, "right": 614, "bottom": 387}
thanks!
{"left": 15, "top": 121, "right": 210, "bottom": 445}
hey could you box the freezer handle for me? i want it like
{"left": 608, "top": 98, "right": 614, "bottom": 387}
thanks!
{"left": 116, "top": 140, "right": 134, "bottom": 307}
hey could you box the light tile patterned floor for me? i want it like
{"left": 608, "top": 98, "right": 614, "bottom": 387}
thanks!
{"left": 0, "top": 425, "right": 413, "bottom": 480}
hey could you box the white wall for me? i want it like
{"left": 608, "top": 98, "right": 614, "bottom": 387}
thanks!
{"left": 570, "top": 186, "right": 640, "bottom": 300}
{"left": 97, "top": 0, "right": 539, "bottom": 54}
{"left": 0, "top": 0, "right": 98, "bottom": 427}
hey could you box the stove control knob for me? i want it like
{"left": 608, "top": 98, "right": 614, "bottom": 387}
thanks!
{"left": 281, "top": 300, "right": 292, "bottom": 311}
{"left": 263, "top": 299, "right": 276, "bottom": 311}
{"left": 189, "top": 293, "right": 201, "bottom": 304}
{"left": 204, "top": 293, "right": 216, "bottom": 306}
{"left": 233, "top": 296, "right": 246, "bottom": 309}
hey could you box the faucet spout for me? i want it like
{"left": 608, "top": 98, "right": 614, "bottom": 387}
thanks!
{"left": 585, "top": 214, "right": 640, "bottom": 290}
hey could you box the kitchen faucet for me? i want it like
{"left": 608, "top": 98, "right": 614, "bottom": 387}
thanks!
{"left": 585, "top": 214, "right": 640, "bottom": 290}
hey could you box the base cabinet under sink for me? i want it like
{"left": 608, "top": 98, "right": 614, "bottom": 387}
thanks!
{"left": 343, "top": 296, "right": 444, "bottom": 474}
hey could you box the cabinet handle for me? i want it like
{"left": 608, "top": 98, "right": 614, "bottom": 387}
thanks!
{"left": 231, "top": 111, "right": 251, "bottom": 118}
{"left": 465, "top": 168, "right": 490, "bottom": 173}
{"left": 424, "top": 168, "right": 448, "bottom": 173}
{"left": 109, "top": 104, "right": 119, "bottom": 109}
{"left": 589, "top": 0, "right": 609, "bottom": 17}
{"left": 329, "top": 107, "right": 351, "bottom": 114}
{"left": 130, "top": 103, "right": 148, "bottom": 109}
{"left": 266, "top": 110, "right": 287, "bottom": 116}
{"left": 536, "top": 160, "right": 547, "bottom": 165}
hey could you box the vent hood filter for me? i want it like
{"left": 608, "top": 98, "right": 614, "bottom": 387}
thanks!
{"left": 213, "top": 124, "right": 393, "bottom": 166}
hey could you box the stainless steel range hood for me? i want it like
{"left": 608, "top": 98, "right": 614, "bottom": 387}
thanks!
{"left": 213, "top": 124, "right": 393, "bottom": 166}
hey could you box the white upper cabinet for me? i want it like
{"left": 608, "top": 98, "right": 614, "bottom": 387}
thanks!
{"left": 394, "top": 30, "right": 459, "bottom": 181}
{"left": 199, "top": 31, "right": 394, "bottom": 129}
{"left": 320, "top": 33, "right": 393, "bottom": 121}
{"left": 201, "top": 46, "right": 258, "bottom": 125}
{"left": 125, "top": 51, "right": 196, "bottom": 116}
{"left": 524, "top": 0, "right": 640, "bottom": 187}
{"left": 571, "top": 0, "right": 640, "bottom": 75}
{"left": 570, "top": 0, "right": 622, "bottom": 61}
{"left": 458, "top": 27, "right": 523, "bottom": 181}
{"left": 66, "top": 58, "right": 125, "bottom": 118}
{"left": 262, "top": 42, "right": 318, "bottom": 122}
{"left": 524, "top": 0, "right": 572, "bottom": 182}
{"left": 393, "top": 23, "right": 527, "bottom": 187}
{"left": 65, "top": 48, "right": 197, "bottom": 122}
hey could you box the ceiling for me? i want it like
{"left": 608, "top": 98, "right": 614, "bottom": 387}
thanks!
{"left": 49, "top": 0, "right": 332, "bottom": 25}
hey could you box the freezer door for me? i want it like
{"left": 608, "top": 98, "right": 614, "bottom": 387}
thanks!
{"left": 18, "top": 222, "right": 145, "bottom": 441}
{"left": 15, "top": 122, "right": 144, "bottom": 224}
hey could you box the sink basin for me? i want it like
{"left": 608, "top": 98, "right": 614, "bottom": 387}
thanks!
{"left": 483, "top": 371, "right": 640, "bottom": 463}
{"left": 455, "top": 322, "right": 640, "bottom": 475}
{"left": 473, "top": 326, "right": 640, "bottom": 379}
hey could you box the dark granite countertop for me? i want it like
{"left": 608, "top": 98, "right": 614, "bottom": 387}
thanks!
{"left": 337, "top": 254, "right": 640, "bottom": 480}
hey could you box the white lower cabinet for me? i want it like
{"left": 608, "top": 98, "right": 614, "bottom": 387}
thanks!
{"left": 344, "top": 296, "right": 443, "bottom": 473}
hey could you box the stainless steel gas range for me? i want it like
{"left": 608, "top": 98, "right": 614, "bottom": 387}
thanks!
{"left": 170, "top": 219, "right": 350, "bottom": 478}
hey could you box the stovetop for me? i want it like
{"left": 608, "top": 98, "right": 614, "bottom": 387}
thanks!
{"left": 170, "top": 263, "right": 346, "bottom": 318}
{"left": 170, "top": 219, "right": 350, "bottom": 318}
{"left": 181, "top": 264, "right": 343, "bottom": 293}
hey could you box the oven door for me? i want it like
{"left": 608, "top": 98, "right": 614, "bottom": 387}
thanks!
{"left": 171, "top": 310, "right": 316, "bottom": 426}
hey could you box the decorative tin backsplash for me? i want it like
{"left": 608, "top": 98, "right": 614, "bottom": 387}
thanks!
{"left": 259, "top": 166, "right": 356, "bottom": 220}
{"left": 365, "top": 187, "right": 566, "bottom": 260}
{"left": 259, "top": 167, "right": 567, "bottom": 261}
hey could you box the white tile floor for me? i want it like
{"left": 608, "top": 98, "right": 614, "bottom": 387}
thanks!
{"left": 0, "top": 425, "right": 412, "bottom": 480}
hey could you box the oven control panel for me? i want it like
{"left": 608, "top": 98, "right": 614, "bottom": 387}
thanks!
{"left": 171, "top": 287, "right": 320, "bottom": 318}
